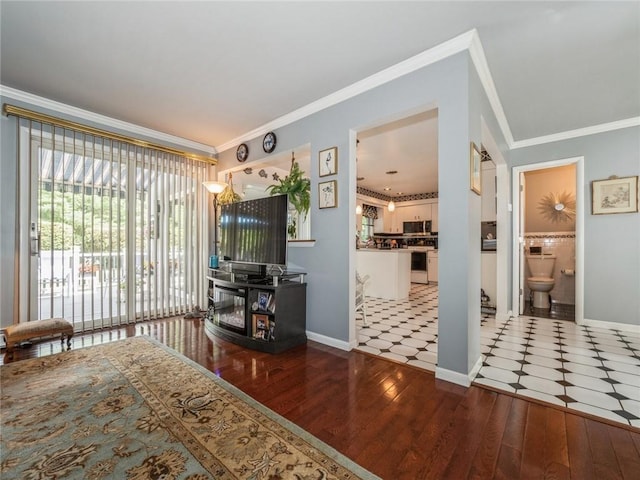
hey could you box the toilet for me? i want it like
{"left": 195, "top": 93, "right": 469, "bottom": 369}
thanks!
{"left": 526, "top": 254, "right": 556, "bottom": 309}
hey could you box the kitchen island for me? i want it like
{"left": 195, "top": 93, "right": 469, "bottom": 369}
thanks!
{"left": 356, "top": 248, "right": 411, "bottom": 300}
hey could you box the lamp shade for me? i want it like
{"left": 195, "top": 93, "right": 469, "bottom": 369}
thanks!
{"left": 203, "top": 181, "right": 227, "bottom": 194}
{"left": 387, "top": 200, "right": 395, "bottom": 212}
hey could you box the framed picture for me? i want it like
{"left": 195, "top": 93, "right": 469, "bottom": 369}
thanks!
{"left": 257, "top": 291, "right": 269, "bottom": 311}
{"left": 319, "top": 147, "right": 337, "bottom": 177}
{"left": 252, "top": 314, "right": 270, "bottom": 340}
{"left": 591, "top": 175, "right": 638, "bottom": 215}
{"left": 318, "top": 180, "right": 337, "bottom": 209}
{"left": 470, "top": 142, "right": 481, "bottom": 195}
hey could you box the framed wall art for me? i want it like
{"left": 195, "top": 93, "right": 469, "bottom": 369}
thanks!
{"left": 470, "top": 142, "right": 481, "bottom": 195}
{"left": 319, "top": 147, "right": 337, "bottom": 177}
{"left": 318, "top": 180, "right": 337, "bottom": 209}
{"left": 591, "top": 175, "right": 638, "bottom": 215}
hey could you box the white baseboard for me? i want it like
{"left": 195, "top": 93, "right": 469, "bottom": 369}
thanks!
{"left": 435, "top": 367, "right": 471, "bottom": 387}
{"left": 306, "top": 330, "right": 352, "bottom": 351}
{"left": 495, "top": 310, "right": 512, "bottom": 322}
{"left": 469, "top": 355, "right": 483, "bottom": 380}
{"left": 581, "top": 318, "right": 640, "bottom": 335}
{"left": 435, "top": 355, "right": 482, "bottom": 388}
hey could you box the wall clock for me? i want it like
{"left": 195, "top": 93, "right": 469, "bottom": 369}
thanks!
{"left": 236, "top": 143, "right": 249, "bottom": 162}
{"left": 262, "top": 132, "right": 277, "bottom": 153}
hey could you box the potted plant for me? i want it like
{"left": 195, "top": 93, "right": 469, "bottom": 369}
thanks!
{"left": 266, "top": 154, "right": 310, "bottom": 238}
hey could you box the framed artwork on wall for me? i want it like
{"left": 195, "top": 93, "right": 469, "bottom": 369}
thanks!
{"left": 318, "top": 180, "right": 337, "bottom": 209}
{"left": 319, "top": 147, "right": 337, "bottom": 177}
{"left": 470, "top": 142, "right": 481, "bottom": 195}
{"left": 591, "top": 175, "right": 638, "bottom": 215}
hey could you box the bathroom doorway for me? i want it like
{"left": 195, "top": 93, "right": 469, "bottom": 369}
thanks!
{"left": 512, "top": 157, "right": 584, "bottom": 323}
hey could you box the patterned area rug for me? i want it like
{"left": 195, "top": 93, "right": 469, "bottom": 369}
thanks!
{"left": 0, "top": 337, "right": 379, "bottom": 479}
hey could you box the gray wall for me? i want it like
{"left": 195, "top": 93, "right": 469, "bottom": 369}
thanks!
{"left": 4, "top": 47, "right": 635, "bottom": 379}
{"left": 217, "top": 52, "right": 510, "bottom": 378}
{"left": 510, "top": 127, "right": 640, "bottom": 325}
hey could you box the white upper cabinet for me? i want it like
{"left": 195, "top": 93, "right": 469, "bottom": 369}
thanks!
{"left": 379, "top": 200, "right": 439, "bottom": 233}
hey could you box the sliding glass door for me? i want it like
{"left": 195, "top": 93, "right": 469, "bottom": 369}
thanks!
{"left": 19, "top": 119, "right": 209, "bottom": 332}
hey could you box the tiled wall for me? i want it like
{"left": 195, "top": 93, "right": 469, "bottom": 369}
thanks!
{"left": 524, "top": 232, "right": 576, "bottom": 305}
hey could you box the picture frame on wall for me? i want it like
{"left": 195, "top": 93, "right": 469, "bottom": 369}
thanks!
{"left": 318, "top": 180, "right": 337, "bottom": 209}
{"left": 470, "top": 142, "right": 482, "bottom": 195}
{"left": 591, "top": 175, "right": 638, "bottom": 215}
{"left": 318, "top": 147, "right": 337, "bottom": 177}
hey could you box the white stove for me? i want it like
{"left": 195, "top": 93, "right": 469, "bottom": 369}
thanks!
{"left": 408, "top": 246, "right": 434, "bottom": 283}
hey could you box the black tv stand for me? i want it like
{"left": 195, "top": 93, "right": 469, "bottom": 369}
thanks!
{"left": 205, "top": 268, "right": 307, "bottom": 353}
{"left": 228, "top": 263, "right": 268, "bottom": 278}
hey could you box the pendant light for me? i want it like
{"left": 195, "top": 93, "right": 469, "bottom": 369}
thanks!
{"left": 387, "top": 200, "right": 395, "bottom": 212}
{"left": 355, "top": 204, "right": 363, "bottom": 215}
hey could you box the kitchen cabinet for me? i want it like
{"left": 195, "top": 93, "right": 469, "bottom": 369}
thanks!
{"left": 382, "top": 201, "right": 438, "bottom": 233}
{"left": 400, "top": 204, "right": 429, "bottom": 221}
{"left": 357, "top": 249, "right": 411, "bottom": 300}
{"left": 382, "top": 208, "right": 401, "bottom": 233}
{"left": 427, "top": 250, "right": 438, "bottom": 283}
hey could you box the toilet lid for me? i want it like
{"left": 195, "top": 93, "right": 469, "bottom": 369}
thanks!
{"left": 528, "top": 276, "right": 554, "bottom": 284}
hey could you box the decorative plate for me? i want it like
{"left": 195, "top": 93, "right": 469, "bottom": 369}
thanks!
{"left": 236, "top": 143, "right": 248, "bottom": 162}
{"left": 262, "top": 132, "right": 277, "bottom": 154}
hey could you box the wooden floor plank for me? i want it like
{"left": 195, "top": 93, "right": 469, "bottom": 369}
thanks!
{"left": 565, "top": 413, "right": 597, "bottom": 480}
{"left": 608, "top": 426, "right": 640, "bottom": 479}
{"left": 521, "top": 403, "right": 548, "bottom": 479}
{"left": 468, "top": 393, "right": 513, "bottom": 478}
{"left": 2, "top": 317, "right": 640, "bottom": 480}
{"left": 586, "top": 417, "right": 624, "bottom": 479}
{"left": 544, "top": 407, "right": 571, "bottom": 479}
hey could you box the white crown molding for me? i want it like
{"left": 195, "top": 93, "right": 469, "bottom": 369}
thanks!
{"left": 220, "top": 28, "right": 638, "bottom": 155}
{"left": 216, "top": 29, "right": 477, "bottom": 153}
{"left": 511, "top": 117, "right": 640, "bottom": 149}
{"left": 0, "top": 85, "right": 217, "bottom": 155}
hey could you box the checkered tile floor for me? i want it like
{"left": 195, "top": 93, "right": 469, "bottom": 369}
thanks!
{"left": 356, "top": 283, "right": 640, "bottom": 427}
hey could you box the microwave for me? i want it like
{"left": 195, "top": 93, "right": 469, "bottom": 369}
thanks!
{"left": 403, "top": 220, "right": 431, "bottom": 235}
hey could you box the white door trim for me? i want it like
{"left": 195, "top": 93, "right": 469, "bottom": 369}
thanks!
{"left": 511, "top": 157, "right": 584, "bottom": 324}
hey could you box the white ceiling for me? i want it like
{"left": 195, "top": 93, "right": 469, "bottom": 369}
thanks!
{"left": 2, "top": 1, "right": 638, "bottom": 197}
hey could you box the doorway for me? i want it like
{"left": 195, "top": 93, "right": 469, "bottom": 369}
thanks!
{"left": 512, "top": 157, "right": 584, "bottom": 323}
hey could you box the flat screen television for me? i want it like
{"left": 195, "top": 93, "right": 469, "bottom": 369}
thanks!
{"left": 219, "top": 194, "right": 289, "bottom": 271}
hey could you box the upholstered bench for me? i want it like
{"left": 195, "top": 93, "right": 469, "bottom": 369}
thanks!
{"left": 2, "top": 318, "right": 73, "bottom": 360}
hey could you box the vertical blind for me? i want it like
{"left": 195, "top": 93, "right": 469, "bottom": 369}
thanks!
{"left": 12, "top": 111, "right": 211, "bottom": 332}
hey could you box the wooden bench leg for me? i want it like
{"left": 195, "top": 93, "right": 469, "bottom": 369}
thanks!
{"left": 63, "top": 333, "right": 73, "bottom": 351}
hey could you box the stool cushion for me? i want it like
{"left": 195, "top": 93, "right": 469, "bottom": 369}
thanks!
{"left": 3, "top": 318, "right": 73, "bottom": 347}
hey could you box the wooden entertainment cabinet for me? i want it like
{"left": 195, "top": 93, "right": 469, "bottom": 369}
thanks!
{"left": 204, "top": 267, "right": 307, "bottom": 353}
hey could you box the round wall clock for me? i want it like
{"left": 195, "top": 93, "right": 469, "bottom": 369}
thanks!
{"left": 262, "top": 132, "right": 277, "bottom": 153}
{"left": 236, "top": 143, "right": 249, "bottom": 162}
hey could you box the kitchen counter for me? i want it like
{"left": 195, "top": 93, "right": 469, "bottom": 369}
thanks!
{"left": 356, "top": 248, "right": 411, "bottom": 300}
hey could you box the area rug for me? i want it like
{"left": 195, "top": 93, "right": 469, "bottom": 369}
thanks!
{"left": 0, "top": 336, "right": 379, "bottom": 479}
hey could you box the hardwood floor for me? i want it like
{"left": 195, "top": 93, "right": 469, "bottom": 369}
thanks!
{"left": 3, "top": 317, "right": 639, "bottom": 479}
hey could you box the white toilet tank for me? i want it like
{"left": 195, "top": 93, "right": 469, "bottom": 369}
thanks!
{"left": 526, "top": 254, "right": 556, "bottom": 277}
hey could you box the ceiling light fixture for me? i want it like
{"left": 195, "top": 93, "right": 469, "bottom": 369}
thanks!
{"left": 356, "top": 205, "right": 363, "bottom": 215}
{"left": 388, "top": 200, "right": 395, "bottom": 212}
